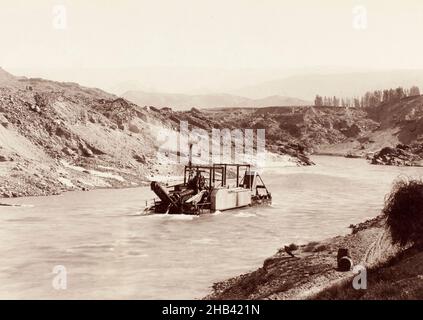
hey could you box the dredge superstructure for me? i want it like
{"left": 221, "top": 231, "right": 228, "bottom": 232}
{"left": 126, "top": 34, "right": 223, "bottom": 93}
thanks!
{"left": 145, "top": 163, "right": 271, "bottom": 215}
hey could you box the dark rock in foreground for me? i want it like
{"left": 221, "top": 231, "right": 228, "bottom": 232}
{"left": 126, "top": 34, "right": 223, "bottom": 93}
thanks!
{"left": 370, "top": 144, "right": 423, "bottom": 166}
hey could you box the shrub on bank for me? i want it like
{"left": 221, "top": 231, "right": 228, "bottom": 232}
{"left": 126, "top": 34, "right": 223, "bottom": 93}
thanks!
{"left": 383, "top": 178, "right": 423, "bottom": 247}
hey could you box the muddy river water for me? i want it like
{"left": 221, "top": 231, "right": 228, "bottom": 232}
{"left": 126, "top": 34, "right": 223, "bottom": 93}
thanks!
{"left": 1, "top": 156, "right": 422, "bottom": 299}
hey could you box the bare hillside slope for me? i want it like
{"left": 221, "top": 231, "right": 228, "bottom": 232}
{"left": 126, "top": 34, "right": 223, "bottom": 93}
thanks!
{"left": 0, "top": 69, "right": 176, "bottom": 197}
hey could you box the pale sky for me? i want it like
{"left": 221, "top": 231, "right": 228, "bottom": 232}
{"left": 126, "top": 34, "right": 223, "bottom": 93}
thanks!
{"left": 1, "top": 0, "right": 423, "bottom": 92}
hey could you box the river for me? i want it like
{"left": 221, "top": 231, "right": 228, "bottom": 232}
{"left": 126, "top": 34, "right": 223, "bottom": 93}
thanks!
{"left": 0, "top": 156, "right": 422, "bottom": 299}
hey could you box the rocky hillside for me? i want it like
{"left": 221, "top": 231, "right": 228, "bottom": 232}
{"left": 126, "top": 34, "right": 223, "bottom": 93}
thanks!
{"left": 158, "top": 106, "right": 379, "bottom": 154}
{"left": 366, "top": 95, "right": 423, "bottom": 144}
{"left": 332, "top": 94, "right": 423, "bottom": 159}
{"left": 0, "top": 68, "right": 183, "bottom": 197}
{"left": 158, "top": 94, "right": 423, "bottom": 162}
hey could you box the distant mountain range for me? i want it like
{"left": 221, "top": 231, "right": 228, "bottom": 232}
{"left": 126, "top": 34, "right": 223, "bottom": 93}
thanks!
{"left": 121, "top": 70, "right": 423, "bottom": 109}
{"left": 10, "top": 67, "right": 423, "bottom": 104}
{"left": 122, "top": 90, "right": 310, "bottom": 110}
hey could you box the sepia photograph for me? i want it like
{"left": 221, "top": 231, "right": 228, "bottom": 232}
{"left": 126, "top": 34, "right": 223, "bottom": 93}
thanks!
{"left": 1, "top": 0, "right": 423, "bottom": 311}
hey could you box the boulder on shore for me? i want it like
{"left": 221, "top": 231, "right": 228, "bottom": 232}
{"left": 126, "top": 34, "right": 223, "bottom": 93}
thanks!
{"left": 278, "top": 143, "right": 315, "bottom": 166}
{"left": 370, "top": 144, "right": 423, "bottom": 166}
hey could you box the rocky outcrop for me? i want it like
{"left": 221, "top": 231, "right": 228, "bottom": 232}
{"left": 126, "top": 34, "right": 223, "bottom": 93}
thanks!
{"left": 128, "top": 122, "right": 141, "bottom": 133}
{"left": 370, "top": 144, "right": 423, "bottom": 166}
{"left": 276, "top": 143, "right": 315, "bottom": 166}
{"left": 0, "top": 114, "right": 9, "bottom": 127}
